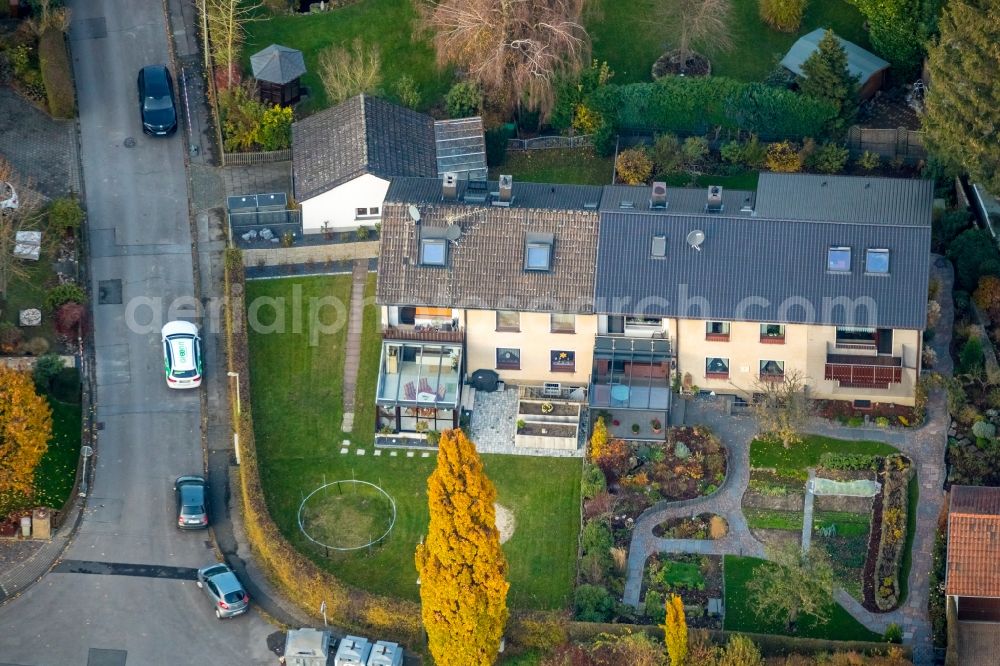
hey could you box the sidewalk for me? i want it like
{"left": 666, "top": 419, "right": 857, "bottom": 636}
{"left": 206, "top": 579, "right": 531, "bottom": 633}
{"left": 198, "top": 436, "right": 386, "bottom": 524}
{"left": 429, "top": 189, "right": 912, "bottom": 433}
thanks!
{"left": 0, "top": 497, "right": 83, "bottom": 606}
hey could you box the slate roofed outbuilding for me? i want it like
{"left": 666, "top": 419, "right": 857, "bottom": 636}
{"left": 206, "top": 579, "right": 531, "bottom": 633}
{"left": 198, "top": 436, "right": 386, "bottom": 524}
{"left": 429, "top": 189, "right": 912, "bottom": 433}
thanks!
{"left": 376, "top": 177, "right": 602, "bottom": 313}
{"left": 291, "top": 94, "right": 437, "bottom": 201}
{"left": 946, "top": 486, "right": 1000, "bottom": 598}
{"left": 249, "top": 44, "right": 306, "bottom": 85}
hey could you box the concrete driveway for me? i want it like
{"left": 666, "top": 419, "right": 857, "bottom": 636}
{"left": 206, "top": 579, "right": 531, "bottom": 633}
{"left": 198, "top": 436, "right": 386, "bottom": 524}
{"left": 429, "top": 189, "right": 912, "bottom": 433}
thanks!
{"left": 0, "top": 1, "right": 275, "bottom": 663}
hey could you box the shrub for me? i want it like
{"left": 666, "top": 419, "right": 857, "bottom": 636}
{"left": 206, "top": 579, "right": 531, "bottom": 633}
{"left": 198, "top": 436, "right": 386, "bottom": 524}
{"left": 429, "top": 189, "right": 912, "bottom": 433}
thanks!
{"left": 47, "top": 197, "right": 84, "bottom": 235}
{"left": 972, "top": 420, "right": 996, "bottom": 440}
{"left": 807, "top": 141, "right": 850, "bottom": 173}
{"left": 574, "top": 584, "right": 616, "bottom": 622}
{"left": 651, "top": 133, "right": 684, "bottom": 175}
{"left": 33, "top": 354, "right": 64, "bottom": 393}
{"left": 740, "top": 134, "right": 768, "bottom": 168}
{"left": 948, "top": 229, "right": 1000, "bottom": 292}
{"left": 959, "top": 336, "right": 985, "bottom": 375}
{"left": 615, "top": 147, "right": 653, "bottom": 185}
{"left": 926, "top": 299, "right": 942, "bottom": 328}
{"left": 765, "top": 140, "right": 803, "bottom": 172}
{"left": 54, "top": 301, "right": 85, "bottom": 337}
{"left": 884, "top": 623, "right": 903, "bottom": 644}
{"left": 317, "top": 38, "right": 382, "bottom": 106}
{"left": 933, "top": 209, "right": 972, "bottom": 250}
{"left": 709, "top": 515, "right": 728, "bottom": 539}
{"left": 572, "top": 104, "right": 604, "bottom": 135}
{"left": 643, "top": 589, "right": 665, "bottom": 623}
{"left": 582, "top": 462, "right": 607, "bottom": 499}
{"left": 974, "top": 275, "right": 1000, "bottom": 321}
{"left": 45, "top": 283, "right": 86, "bottom": 310}
{"left": 0, "top": 322, "right": 23, "bottom": 353}
{"left": 682, "top": 136, "right": 710, "bottom": 168}
{"left": 856, "top": 150, "right": 881, "bottom": 171}
{"left": 582, "top": 520, "right": 614, "bottom": 555}
{"left": 218, "top": 83, "right": 267, "bottom": 152}
{"left": 720, "top": 140, "right": 743, "bottom": 165}
{"left": 355, "top": 225, "right": 370, "bottom": 241}
{"left": 508, "top": 614, "right": 569, "bottom": 653}
{"left": 818, "top": 452, "right": 881, "bottom": 471}
{"left": 23, "top": 336, "right": 49, "bottom": 356}
{"left": 256, "top": 105, "right": 293, "bottom": 151}
{"left": 446, "top": 80, "right": 483, "bottom": 118}
{"left": 392, "top": 74, "right": 420, "bottom": 109}
{"left": 758, "top": 0, "right": 807, "bottom": 32}
{"left": 37, "top": 27, "right": 74, "bottom": 118}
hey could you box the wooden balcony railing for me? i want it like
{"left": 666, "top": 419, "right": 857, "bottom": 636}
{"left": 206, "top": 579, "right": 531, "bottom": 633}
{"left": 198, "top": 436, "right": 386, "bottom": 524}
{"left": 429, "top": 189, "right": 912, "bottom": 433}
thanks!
{"left": 382, "top": 325, "right": 464, "bottom": 343}
{"left": 825, "top": 355, "right": 903, "bottom": 389}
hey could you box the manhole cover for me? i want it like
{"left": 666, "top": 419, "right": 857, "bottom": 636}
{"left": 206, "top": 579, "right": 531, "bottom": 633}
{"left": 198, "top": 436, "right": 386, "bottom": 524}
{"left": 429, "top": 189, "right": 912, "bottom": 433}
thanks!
{"left": 96, "top": 422, "right": 105, "bottom": 431}
{"left": 124, "top": 137, "right": 136, "bottom": 148}
{"left": 98, "top": 279, "right": 122, "bottom": 305}
{"left": 87, "top": 648, "right": 126, "bottom": 666}
{"left": 77, "top": 16, "right": 107, "bottom": 40}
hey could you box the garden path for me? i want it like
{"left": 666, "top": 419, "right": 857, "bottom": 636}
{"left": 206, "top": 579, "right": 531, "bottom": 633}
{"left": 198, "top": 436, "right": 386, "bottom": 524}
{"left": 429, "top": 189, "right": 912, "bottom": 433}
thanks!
{"left": 339, "top": 259, "right": 368, "bottom": 432}
{"left": 801, "top": 469, "right": 816, "bottom": 553}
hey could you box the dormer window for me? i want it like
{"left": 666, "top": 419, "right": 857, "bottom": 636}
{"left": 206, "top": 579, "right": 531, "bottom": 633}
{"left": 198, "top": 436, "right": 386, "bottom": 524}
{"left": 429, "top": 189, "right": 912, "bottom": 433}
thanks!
{"left": 524, "top": 233, "right": 554, "bottom": 271}
{"left": 651, "top": 235, "right": 666, "bottom": 258}
{"left": 828, "top": 246, "right": 851, "bottom": 272}
{"left": 420, "top": 238, "right": 447, "bottom": 266}
{"left": 866, "top": 248, "right": 890, "bottom": 274}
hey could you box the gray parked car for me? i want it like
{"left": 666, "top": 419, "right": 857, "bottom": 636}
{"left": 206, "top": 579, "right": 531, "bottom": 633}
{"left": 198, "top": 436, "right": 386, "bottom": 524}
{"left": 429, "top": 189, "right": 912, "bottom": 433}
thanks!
{"left": 174, "top": 475, "right": 208, "bottom": 529}
{"left": 196, "top": 563, "right": 249, "bottom": 619}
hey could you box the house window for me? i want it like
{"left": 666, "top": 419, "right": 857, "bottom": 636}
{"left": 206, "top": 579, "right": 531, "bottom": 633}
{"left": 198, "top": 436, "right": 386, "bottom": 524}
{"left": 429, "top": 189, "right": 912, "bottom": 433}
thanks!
{"left": 525, "top": 233, "right": 555, "bottom": 271}
{"left": 866, "top": 248, "right": 890, "bottom": 274}
{"left": 651, "top": 235, "right": 667, "bottom": 258}
{"left": 551, "top": 350, "right": 575, "bottom": 372}
{"left": 760, "top": 360, "right": 785, "bottom": 381}
{"left": 355, "top": 206, "right": 381, "bottom": 219}
{"left": 706, "top": 321, "right": 730, "bottom": 341}
{"left": 551, "top": 313, "right": 576, "bottom": 333}
{"left": 836, "top": 327, "right": 876, "bottom": 346}
{"left": 828, "top": 246, "right": 851, "bottom": 272}
{"left": 420, "top": 238, "right": 447, "bottom": 266}
{"left": 496, "top": 310, "right": 520, "bottom": 331}
{"left": 706, "top": 357, "right": 730, "bottom": 379}
{"left": 496, "top": 348, "right": 521, "bottom": 370}
{"left": 760, "top": 323, "right": 785, "bottom": 343}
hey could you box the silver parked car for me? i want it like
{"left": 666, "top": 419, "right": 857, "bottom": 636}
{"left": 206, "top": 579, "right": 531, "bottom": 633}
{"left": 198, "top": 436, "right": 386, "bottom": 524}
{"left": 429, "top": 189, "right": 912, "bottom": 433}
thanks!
{"left": 174, "top": 475, "right": 208, "bottom": 529}
{"left": 196, "top": 563, "right": 249, "bottom": 619}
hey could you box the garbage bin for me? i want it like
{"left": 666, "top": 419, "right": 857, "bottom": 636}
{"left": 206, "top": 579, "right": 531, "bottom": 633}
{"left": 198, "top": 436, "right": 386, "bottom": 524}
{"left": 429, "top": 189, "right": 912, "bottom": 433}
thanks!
{"left": 32, "top": 508, "right": 51, "bottom": 539}
{"left": 20, "top": 515, "right": 31, "bottom": 538}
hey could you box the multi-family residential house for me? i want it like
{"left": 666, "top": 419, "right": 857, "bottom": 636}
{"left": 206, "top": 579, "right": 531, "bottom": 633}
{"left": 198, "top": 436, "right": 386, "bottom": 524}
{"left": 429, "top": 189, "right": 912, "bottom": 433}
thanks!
{"left": 373, "top": 172, "right": 932, "bottom": 441}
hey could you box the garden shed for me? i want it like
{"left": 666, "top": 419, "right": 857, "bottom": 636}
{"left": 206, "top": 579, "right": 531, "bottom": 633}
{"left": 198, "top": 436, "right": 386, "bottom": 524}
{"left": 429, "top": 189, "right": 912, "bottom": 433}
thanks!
{"left": 945, "top": 485, "right": 1000, "bottom": 622}
{"left": 780, "top": 29, "right": 890, "bottom": 101}
{"left": 250, "top": 44, "right": 306, "bottom": 106}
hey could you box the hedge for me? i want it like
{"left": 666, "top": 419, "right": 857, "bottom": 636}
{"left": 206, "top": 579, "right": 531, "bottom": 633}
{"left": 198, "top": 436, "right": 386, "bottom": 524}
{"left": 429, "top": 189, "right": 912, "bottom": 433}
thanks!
{"left": 588, "top": 77, "right": 837, "bottom": 151}
{"left": 38, "top": 27, "right": 75, "bottom": 119}
{"left": 222, "top": 249, "right": 422, "bottom": 646}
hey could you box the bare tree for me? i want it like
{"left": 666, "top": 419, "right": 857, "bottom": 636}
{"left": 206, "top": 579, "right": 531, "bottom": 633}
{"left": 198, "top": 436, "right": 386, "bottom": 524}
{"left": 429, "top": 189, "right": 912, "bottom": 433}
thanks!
{"left": 203, "top": 0, "right": 262, "bottom": 89}
{"left": 317, "top": 38, "right": 383, "bottom": 106}
{"left": 0, "top": 159, "right": 41, "bottom": 299}
{"left": 751, "top": 368, "right": 812, "bottom": 449}
{"left": 642, "top": 0, "right": 733, "bottom": 73}
{"left": 424, "top": 0, "right": 590, "bottom": 120}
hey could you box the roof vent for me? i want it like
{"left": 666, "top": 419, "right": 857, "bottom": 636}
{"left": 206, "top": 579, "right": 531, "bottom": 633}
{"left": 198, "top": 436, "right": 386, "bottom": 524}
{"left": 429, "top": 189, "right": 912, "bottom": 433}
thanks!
{"left": 464, "top": 179, "right": 489, "bottom": 203}
{"left": 686, "top": 229, "right": 706, "bottom": 251}
{"left": 493, "top": 174, "right": 513, "bottom": 207}
{"left": 650, "top": 181, "right": 667, "bottom": 209}
{"left": 706, "top": 186, "right": 723, "bottom": 213}
{"left": 740, "top": 196, "right": 753, "bottom": 213}
{"left": 442, "top": 172, "right": 458, "bottom": 200}
{"left": 619, "top": 200, "right": 635, "bottom": 209}
{"left": 583, "top": 201, "right": 598, "bottom": 210}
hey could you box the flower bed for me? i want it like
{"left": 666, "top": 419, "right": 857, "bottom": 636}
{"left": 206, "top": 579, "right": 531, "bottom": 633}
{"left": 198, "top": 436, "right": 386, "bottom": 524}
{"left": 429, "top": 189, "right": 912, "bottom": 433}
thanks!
{"left": 640, "top": 554, "right": 723, "bottom": 629}
{"left": 870, "top": 454, "right": 913, "bottom": 611}
{"left": 652, "top": 513, "right": 728, "bottom": 540}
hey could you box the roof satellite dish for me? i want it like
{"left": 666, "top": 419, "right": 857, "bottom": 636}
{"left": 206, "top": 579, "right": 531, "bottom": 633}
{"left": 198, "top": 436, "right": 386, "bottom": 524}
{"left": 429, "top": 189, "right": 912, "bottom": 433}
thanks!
{"left": 445, "top": 223, "right": 462, "bottom": 241}
{"left": 686, "top": 229, "right": 705, "bottom": 251}
{"left": 407, "top": 205, "right": 421, "bottom": 223}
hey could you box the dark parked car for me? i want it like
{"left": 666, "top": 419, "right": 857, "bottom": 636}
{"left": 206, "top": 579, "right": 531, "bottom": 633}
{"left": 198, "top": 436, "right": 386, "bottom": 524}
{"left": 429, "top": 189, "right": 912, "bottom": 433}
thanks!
{"left": 196, "top": 563, "right": 249, "bottom": 619}
{"left": 174, "top": 475, "right": 208, "bottom": 529}
{"left": 137, "top": 65, "right": 177, "bottom": 136}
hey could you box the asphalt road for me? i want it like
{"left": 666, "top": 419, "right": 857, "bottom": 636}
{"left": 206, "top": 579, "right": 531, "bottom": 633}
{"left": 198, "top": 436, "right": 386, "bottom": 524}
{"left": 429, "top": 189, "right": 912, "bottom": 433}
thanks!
{"left": 0, "top": 1, "right": 275, "bottom": 664}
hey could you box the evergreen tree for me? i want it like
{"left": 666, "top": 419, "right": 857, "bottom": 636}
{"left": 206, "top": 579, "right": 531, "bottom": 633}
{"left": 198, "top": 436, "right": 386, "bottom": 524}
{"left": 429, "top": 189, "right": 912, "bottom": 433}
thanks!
{"left": 852, "top": 0, "right": 926, "bottom": 79}
{"left": 923, "top": 0, "right": 1000, "bottom": 193}
{"left": 415, "top": 429, "right": 509, "bottom": 666}
{"left": 664, "top": 593, "right": 688, "bottom": 666}
{"left": 799, "top": 29, "right": 859, "bottom": 132}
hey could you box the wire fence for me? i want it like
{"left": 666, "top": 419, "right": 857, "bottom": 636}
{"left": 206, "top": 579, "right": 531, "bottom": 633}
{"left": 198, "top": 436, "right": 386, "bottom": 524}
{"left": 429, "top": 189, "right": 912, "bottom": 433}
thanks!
{"left": 507, "top": 134, "right": 593, "bottom": 150}
{"left": 845, "top": 126, "right": 926, "bottom": 162}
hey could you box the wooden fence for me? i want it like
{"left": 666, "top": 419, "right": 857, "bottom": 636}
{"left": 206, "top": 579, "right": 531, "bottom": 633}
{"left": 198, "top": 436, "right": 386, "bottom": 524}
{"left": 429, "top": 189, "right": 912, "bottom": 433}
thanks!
{"left": 846, "top": 126, "right": 926, "bottom": 162}
{"left": 508, "top": 134, "right": 593, "bottom": 150}
{"left": 221, "top": 148, "right": 292, "bottom": 167}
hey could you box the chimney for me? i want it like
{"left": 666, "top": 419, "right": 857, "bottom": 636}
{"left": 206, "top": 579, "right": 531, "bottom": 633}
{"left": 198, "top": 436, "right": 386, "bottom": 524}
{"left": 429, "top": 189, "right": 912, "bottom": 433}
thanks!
{"left": 706, "top": 185, "right": 723, "bottom": 213}
{"left": 442, "top": 172, "right": 458, "bottom": 200}
{"left": 494, "top": 174, "right": 513, "bottom": 206}
{"left": 650, "top": 181, "right": 667, "bottom": 209}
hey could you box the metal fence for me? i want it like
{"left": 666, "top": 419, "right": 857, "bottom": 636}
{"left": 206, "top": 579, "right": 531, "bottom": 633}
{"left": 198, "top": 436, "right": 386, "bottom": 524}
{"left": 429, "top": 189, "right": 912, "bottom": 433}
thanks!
{"left": 229, "top": 209, "right": 302, "bottom": 248}
{"left": 507, "top": 134, "right": 593, "bottom": 150}
{"left": 846, "top": 126, "right": 926, "bottom": 162}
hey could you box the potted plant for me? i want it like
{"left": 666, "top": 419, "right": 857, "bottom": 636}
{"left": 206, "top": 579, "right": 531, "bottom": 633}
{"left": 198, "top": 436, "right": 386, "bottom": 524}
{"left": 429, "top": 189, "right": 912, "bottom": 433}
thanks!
{"left": 650, "top": 418, "right": 662, "bottom": 433}
{"left": 415, "top": 420, "right": 429, "bottom": 433}
{"left": 516, "top": 419, "right": 526, "bottom": 432}
{"left": 378, "top": 425, "right": 394, "bottom": 435}
{"left": 541, "top": 402, "right": 554, "bottom": 414}
{"left": 631, "top": 423, "right": 641, "bottom": 435}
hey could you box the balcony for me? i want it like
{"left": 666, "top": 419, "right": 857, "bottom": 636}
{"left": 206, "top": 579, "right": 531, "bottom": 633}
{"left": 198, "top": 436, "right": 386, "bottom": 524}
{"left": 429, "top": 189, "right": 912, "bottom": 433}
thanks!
{"left": 382, "top": 325, "right": 464, "bottom": 343}
{"left": 825, "top": 354, "right": 903, "bottom": 389}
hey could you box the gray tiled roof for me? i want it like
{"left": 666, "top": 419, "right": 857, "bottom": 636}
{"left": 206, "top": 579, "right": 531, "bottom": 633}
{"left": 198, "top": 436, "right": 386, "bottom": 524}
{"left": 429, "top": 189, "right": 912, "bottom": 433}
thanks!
{"left": 595, "top": 207, "right": 931, "bottom": 329}
{"left": 249, "top": 44, "right": 306, "bottom": 85}
{"left": 601, "top": 184, "right": 756, "bottom": 215}
{"left": 781, "top": 29, "right": 890, "bottom": 86}
{"left": 377, "top": 178, "right": 600, "bottom": 313}
{"left": 755, "top": 173, "right": 933, "bottom": 226}
{"left": 434, "top": 117, "right": 487, "bottom": 180}
{"left": 385, "top": 177, "right": 604, "bottom": 211}
{"left": 292, "top": 95, "right": 437, "bottom": 201}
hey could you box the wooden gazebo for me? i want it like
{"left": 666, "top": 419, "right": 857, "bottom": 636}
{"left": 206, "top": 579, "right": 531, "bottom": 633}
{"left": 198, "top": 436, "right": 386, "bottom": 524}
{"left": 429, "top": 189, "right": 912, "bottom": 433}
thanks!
{"left": 250, "top": 44, "right": 307, "bottom": 106}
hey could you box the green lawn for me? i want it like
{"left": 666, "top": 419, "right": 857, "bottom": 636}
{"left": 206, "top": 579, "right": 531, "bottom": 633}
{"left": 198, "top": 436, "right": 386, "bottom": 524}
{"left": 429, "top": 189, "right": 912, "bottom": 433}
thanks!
{"left": 489, "top": 148, "right": 614, "bottom": 186}
{"left": 247, "top": 275, "right": 581, "bottom": 610}
{"left": 1, "top": 238, "right": 60, "bottom": 346}
{"left": 814, "top": 511, "right": 871, "bottom": 538}
{"left": 588, "top": 0, "right": 869, "bottom": 84}
{"left": 244, "top": 0, "right": 453, "bottom": 113}
{"left": 34, "top": 397, "right": 83, "bottom": 509}
{"left": 745, "top": 508, "right": 802, "bottom": 531}
{"left": 353, "top": 273, "right": 380, "bottom": 436}
{"left": 750, "top": 436, "right": 899, "bottom": 479}
{"left": 745, "top": 509, "right": 869, "bottom": 536}
{"left": 724, "top": 555, "right": 882, "bottom": 641}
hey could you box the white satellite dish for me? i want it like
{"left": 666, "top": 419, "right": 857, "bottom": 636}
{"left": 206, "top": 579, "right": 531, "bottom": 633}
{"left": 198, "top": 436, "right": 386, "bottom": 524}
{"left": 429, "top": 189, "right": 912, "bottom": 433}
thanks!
{"left": 686, "top": 229, "right": 705, "bottom": 251}
{"left": 445, "top": 223, "right": 462, "bottom": 241}
{"left": 407, "top": 205, "right": 421, "bottom": 223}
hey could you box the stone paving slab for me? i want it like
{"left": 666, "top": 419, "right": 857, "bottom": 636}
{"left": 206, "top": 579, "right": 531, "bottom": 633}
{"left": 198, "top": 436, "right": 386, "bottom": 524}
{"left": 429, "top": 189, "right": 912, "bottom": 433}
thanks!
{"left": 0, "top": 87, "right": 81, "bottom": 198}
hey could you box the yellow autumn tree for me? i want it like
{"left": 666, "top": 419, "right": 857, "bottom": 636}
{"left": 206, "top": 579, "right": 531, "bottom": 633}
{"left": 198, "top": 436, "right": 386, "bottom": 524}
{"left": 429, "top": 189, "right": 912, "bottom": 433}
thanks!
{"left": 664, "top": 593, "right": 688, "bottom": 666}
{"left": 415, "top": 428, "right": 509, "bottom": 666}
{"left": 0, "top": 366, "right": 53, "bottom": 501}
{"left": 588, "top": 416, "right": 609, "bottom": 461}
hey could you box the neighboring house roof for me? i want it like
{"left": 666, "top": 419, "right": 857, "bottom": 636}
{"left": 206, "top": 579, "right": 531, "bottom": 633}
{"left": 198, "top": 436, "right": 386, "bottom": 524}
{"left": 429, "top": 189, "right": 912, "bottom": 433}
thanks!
{"left": 781, "top": 28, "right": 890, "bottom": 86}
{"left": 946, "top": 486, "right": 1000, "bottom": 598}
{"left": 292, "top": 95, "right": 437, "bottom": 201}
{"left": 595, "top": 174, "right": 932, "bottom": 329}
{"left": 376, "top": 177, "right": 602, "bottom": 313}
{"left": 434, "top": 117, "right": 488, "bottom": 180}
{"left": 249, "top": 44, "right": 306, "bottom": 85}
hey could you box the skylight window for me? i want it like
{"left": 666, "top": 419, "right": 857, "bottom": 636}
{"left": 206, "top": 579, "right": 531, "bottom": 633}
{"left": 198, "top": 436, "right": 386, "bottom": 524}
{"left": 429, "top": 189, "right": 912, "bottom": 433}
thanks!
{"left": 651, "top": 235, "right": 666, "bottom": 258}
{"left": 827, "top": 246, "right": 851, "bottom": 272}
{"left": 866, "top": 248, "right": 890, "bottom": 274}
{"left": 524, "top": 233, "right": 555, "bottom": 271}
{"left": 420, "top": 238, "right": 447, "bottom": 266}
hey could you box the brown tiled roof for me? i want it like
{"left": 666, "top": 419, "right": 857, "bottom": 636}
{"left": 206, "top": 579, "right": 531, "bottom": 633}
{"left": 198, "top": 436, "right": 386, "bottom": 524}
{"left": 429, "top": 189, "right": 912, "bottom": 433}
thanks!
{"left": 946, "top": 486, "right": 1000, "bottom": 597}
{"left": 375, "top": 179, "right": 601, "bottom": 313}
{"left": 291, "top": 95, "right": 437, "bottom": 201}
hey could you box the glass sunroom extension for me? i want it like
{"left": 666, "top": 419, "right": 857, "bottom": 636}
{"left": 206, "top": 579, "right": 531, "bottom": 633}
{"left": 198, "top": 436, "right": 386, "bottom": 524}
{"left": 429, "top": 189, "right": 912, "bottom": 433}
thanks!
{"left": 590, "top": 336, "right": 672, "bottom": 411}
{"left": 377, "top": 341, "right": 462, "bottom": 408}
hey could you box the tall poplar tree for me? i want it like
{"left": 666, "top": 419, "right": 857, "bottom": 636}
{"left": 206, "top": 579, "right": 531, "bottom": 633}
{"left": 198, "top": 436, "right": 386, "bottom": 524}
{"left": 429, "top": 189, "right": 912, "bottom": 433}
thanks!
{"left": 799, "top": 29, "right": 859, "bottom": 132}
{"left": 922, "top": 0, "right": 1000, "bottom": 192}
{"left": 664, "top": 593, "right": 688, "bottom": 666}
{"left": 415, "top": 428, "right": 509, "bottom": 666}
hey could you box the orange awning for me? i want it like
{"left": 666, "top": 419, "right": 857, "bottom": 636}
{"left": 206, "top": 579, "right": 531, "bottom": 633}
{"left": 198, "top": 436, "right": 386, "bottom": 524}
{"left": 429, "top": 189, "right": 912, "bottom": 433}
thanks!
{"left": 415, "top": 307, "right": 451, "bottom": 317}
